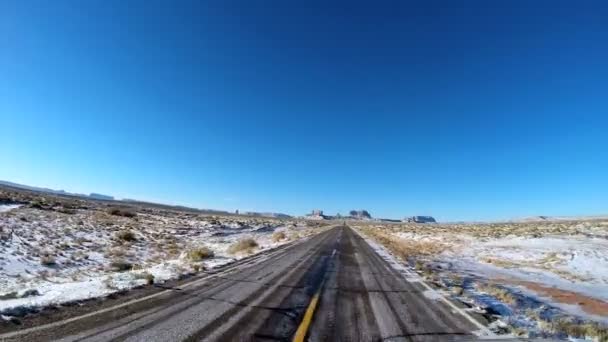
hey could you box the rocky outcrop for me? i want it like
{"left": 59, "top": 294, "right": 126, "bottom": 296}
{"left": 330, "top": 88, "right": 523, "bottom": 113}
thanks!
{"left": 350, "top": 210, "right": 372, "bottom": 220}
{"left": 404, "top": 216, "right": 436, "bottom": 223}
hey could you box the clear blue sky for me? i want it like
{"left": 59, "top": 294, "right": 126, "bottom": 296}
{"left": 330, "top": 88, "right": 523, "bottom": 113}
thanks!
{"left": 1, "top": 1, "right": 607, "bottom": 221}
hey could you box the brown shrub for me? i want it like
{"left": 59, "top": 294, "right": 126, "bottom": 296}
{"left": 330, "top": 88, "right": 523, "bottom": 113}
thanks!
{"left": 451, "top": 286, "right": 464, "bottom": 296}
{"left": 116, "top": 230, "right": 137, "bottom": 242}
{"left": 186, "top": 247, "right": 214, "bottom": 261}
{"left": 227, "top": 238, "right": 259, "bottom": 254}
{"left": 477, "top": 284, "right": 517, "bottom": 305}
{"left": 541, "top": 319, "right": 608, "bottom": 341}
{"left": 30, "top": 201, "right": 44, "bottom": 209}
{"left": 40, "top": 255, "right": 56, "bottom": 266}
{"left": 108, "top": 208, "right": 137, "bottom": 218}
{"left": 57, "top": 207, "right": 77, "bottom": 215}
{"left": 360, "top": 227, "right": 447, "bottom": 260}
{"left": 135, "top": 272, "right": 155, "bottom": 285}
{"left": 272, "top": 231, "right": 287, "bottom": 242}
{"left": 109, "top": 259, "right": 133, "bottom": 272}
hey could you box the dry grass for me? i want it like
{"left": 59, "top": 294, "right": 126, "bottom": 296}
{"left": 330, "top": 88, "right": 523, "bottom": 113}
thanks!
{"left": 477, "top": 283, "right": 517, "bottom": 305}
{"left": 482, "top": 257, "right": 590, "bottom": 282}
{"left": 40, "top": 255, "right": 56, "bottom": 266}
{"left": 481, "top": 257, "right": 519, "bottom": 268}
{"left": 228, "top": 238, "right": 259, "bottom": 254}
{"left": 271, "top": 231, "right": 287, "bottom": 242}
{"left": 115, "top": 230, "right": 137, "bottom": 242}
{"left": 106, "top": 247, "right": 128, "bottom": 258}
{"left": 357, "top": 219, "right": 608, "bottom": 240}
{"left": 74, "top": 236, "right": 91, "bottom": 244}
{"left": 56, "top": 207, "right": 77, "bottom": 215}
{"left": 359, "top": 227, "right": 448, "bottom": 260}
{"left": 135, "top": 272, "right": 155, "bottom": 285}
{"left": 109, "top": 259, "right": 133, "bottom": 272}
{"left": 451, "top": 286, "right": 464, "bottom": 296}
{"left": 539, "top": 252, "right": 562, "bottom": 264}
{"left": 103, "top": 276, "right": 118, "bottom": 290}
{"left": 71, "top": 251, "right": 89, "bottom": 261}
{"left": 305, "top": 221, "right": 331, "bottom": 228}
{"left": 185, "top": 247, "right": 214, "bottom": 261}
{"left": 108, "top": 207, "right": 137, "bottom": 218}
{"left": 540, "top": 318, "right": 608, "bottom": 341}
{"left": 356, "top": 221, "right": 606, "bottom": 286}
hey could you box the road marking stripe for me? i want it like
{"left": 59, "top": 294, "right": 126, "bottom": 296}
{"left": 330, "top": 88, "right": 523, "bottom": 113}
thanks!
{"left": 292, "top": 279, "right": 325, "bottom": 342}
{"left": 292, "top": 232, "right": 338, "bottom": 341}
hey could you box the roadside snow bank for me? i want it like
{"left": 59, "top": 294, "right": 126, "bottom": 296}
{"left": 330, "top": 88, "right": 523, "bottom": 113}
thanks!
{"left": 0, "top": 257, "right": 232, "bottom": 316}
{"left": 0, "top": 205, "right": 317, "bottom": 317}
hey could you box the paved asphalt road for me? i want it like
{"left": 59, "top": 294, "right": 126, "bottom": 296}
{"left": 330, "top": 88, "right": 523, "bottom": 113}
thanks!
{"left": 1, "top": 226, "right": 489, "bottom": 342}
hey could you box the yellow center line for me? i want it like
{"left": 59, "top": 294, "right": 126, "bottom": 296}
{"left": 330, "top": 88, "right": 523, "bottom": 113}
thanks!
{"left": 292, "top": 279, "right": 326, "bottom": 342}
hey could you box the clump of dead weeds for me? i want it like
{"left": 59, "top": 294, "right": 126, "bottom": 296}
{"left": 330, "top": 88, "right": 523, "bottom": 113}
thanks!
{"left": 228, "top": 238, "right": 259, "bottom": 254}
{"left": 40, "top": 255, "right": 56, "bottom": 266}
{"left": 115, "top": 230, "right": 137, "bottom": 242}
{"left": 108, "top": 207, "right": 137, "bottom": 218}
{"left": 185, "top": 246, "right": 214, "bottom": 261}
{"left": 134, "top": 272, "right": 155, "bottom": 285}
{"left": 540, "top": 317, "right": 608, "bottom": 341}
{"left": 272, "top": 231, "right": 287, "bottom": 242}
{"left": 359, "top": 227, "right": 448, "bottom": 260}
{"left": 477, "top": 283, "right": 518, "bottom": 305}
{"left": 109, "top": 259, "right": 133, "bottom": 272}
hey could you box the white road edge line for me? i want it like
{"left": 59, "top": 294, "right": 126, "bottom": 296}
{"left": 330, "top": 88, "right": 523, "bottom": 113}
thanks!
{"left": 0, "top": 232, "right": 321, "bottom": 339}
{"left": 351, "top": 227, "right": 498, "bottom": 339}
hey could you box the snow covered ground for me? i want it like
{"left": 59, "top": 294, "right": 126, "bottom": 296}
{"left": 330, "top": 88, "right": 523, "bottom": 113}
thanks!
{"left": 0, "top": 205, "right": 21, "bottom": 213}
{"left": 356, "top": 220, "right": 608, "bottom": 340}
{"left": 447, "top": 236, "right": 608, "bottom": 302}
{"left": 0, "top": 203, "right": 320, "bottom": 318}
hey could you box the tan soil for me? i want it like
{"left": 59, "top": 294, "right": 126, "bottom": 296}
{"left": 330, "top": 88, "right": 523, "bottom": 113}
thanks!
{"left": 501, "top": 279, "right": 608, "bottom": 316}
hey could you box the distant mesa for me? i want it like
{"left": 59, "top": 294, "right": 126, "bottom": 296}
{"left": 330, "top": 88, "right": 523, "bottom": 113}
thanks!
{"left": 349, "top": 210, "right": 372, "bottom": 220}
{"left": 242, "top": 211, "right": 292, "bottom": 219}
{"left": 0, "top": 180, "right": 115, "bottom": 201}
{"left": 89, "top": 193, "right": 114, "bottom": 201}
{"left": 306, "top": 209, "right": 373, "bottom": 221}
{"left": 378, "top": 218, "right": 401, "bottom": 223}
{"left": 404, "top": 216, "right": 436, "bottom": 223}
{"left": 306, "top": 209, "right": 327, "bottom": 220}
{"left": 518, "top": 215, "right": 550, "bottom": 222}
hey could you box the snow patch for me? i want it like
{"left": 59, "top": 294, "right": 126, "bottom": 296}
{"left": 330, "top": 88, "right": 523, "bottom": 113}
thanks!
{"left": 0, "top": 204, "right": 21, "bottom": 213}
